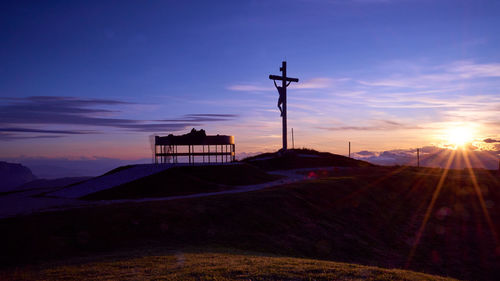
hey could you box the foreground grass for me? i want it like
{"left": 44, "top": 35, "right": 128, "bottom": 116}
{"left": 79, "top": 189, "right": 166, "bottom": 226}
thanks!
{"left": 2, "top": 250, "right": 458, "bottom": 281}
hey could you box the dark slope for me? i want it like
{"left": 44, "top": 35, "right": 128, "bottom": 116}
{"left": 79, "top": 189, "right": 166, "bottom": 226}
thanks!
{"left": 82, "top": 163, "right": 281, "bottom": 200}
{"left": 0, "top": 177, "right": 92, "bottom": 197}
{"left": 17, "top": 177, "right": 91, "bottom": 190}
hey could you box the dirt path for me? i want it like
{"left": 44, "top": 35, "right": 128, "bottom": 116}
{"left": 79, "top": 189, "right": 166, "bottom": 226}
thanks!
{"left": 0, "top": 166, "right": 347, "bottom": 219}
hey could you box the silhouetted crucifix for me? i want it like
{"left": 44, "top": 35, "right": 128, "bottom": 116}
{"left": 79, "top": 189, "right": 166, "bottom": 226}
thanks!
{"left": 269, "top": 61, "right": 299, "bottom": 151}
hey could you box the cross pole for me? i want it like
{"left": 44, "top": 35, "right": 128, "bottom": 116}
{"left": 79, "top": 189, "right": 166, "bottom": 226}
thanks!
{"left": 269, "top": 61, "right": 299, "bottom": 151}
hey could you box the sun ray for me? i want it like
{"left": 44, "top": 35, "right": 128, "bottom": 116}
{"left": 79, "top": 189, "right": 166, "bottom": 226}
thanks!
{"left": 420, "top": 148, "right": 453, "bottom": 169}
{"left": 461, "top": 149, "right": 500, "bottom": 250}
{"left": 405, "top": 170, "right": 442, "bottom": 238}
{"left": 333, "top": 165, "right": 411, "bottom": 205}
{"left": 464, "top": 148, "right": 500, "bottom": 183}
{"left": 405, "top": 149, "right": 457, "bottom": 268}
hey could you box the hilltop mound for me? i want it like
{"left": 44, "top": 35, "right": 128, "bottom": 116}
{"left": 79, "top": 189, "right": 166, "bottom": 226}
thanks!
{"left": 243, "top": 148, "right": 374, "bottom": 170}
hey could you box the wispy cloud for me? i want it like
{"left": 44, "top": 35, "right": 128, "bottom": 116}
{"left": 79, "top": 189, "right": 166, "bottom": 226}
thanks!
{"left": 295, "top": 78, "right": 334, "bottom": 89}
{"left": 228, "top": 77, "right": 340, "bottom": 92}
{"left": 159, "top": 114, "right": 238, "bottom": 122}
{"left": 317, "top": 120, "right": 423, "bottom": 131}
{"left": 0, "top": 133, "right": 66, "bottom": 141}
{"left": 1, "top": 96, "right": 131, "bottom": 106}
{"left": 0, "top": 96, "right": 238, "bottom": 140}
{"left": 227, "top": 85, "right": 273, "bottom": 92}
{"left": 449, "top": 61, "right": 500, "bottom": 78}
{"left": 358, "top": 61, "right": 500, "bottom": 88}
{"left": 0, "top": 127, "right": 93, "bottom": 134}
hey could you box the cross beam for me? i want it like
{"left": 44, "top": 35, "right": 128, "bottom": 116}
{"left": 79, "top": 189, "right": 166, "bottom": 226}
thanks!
{"left": 269, "top": 61, "right": 299, "bottom": 151}
{"left": 268, "top": 75, "right": 299, "bottom": 83}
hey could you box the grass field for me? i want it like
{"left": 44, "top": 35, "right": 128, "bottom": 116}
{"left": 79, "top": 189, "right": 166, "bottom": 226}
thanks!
{"left": 1, "top": 249, "right": 459, "bottom": 281}
{"left": 1, "top": 162, "right": 499, "bottom": 280}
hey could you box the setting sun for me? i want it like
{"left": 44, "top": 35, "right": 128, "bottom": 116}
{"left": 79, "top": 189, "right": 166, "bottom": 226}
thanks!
{"left": 445, "top": 126, "right": 475, "bottom": 149}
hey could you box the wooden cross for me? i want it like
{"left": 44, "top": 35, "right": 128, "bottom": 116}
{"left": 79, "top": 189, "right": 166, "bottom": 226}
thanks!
{"left": 269, "top": 61, "right": 299, "bottom": 151}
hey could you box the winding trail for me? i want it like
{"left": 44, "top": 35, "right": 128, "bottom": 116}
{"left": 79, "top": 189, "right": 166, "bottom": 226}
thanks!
{"left": 0, "top": 165, "right": 348, "bottom": 219}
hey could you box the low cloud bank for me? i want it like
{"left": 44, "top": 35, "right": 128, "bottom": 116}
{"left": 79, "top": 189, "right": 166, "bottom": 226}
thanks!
{"left": 3, "top": 151, "right": 261, "bottom": 178}
{"left": 3, "top": 145, "right": 498, "bottom": 179}
{"left": 354, "top": 146, "right": 500, "bottom": 170}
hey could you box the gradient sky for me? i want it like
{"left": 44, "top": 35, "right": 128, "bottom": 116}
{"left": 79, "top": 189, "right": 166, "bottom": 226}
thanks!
{"left": 1, "top": 0, "right": 499, "bottom": 161}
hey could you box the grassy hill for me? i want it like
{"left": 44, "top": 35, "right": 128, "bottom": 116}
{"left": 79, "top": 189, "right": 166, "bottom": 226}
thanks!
{"left": 82, "top": 163, "right": 282, "bottom": 200}
{"left": 83, "top": 149, "right": 370, "bottom": 200}
{"left": 243, "top": 148, "right": 374, "bottom": 170}
{"left": 1, "top": 156, "right": 499, "bottom": 280}
{"left": 1, "top": 249, "right": 458, "bottom": 281}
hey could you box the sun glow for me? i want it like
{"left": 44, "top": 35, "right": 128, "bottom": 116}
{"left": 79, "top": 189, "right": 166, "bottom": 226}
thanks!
{"left": 444, "top": 125, "right": 475, "bottom": 149}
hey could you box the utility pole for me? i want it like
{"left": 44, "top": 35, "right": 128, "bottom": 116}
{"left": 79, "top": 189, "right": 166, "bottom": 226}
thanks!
{"left": 292, "top": 128, "right": 295, "bottom": 149}
{"left": 417, "top": 148, "right": 420, "bottom": 168}
{"left": 269, "top": 61, "right": 299, "bottom": 151}
{"left": 349, "top": 141, "right": 351, "bottom": 158}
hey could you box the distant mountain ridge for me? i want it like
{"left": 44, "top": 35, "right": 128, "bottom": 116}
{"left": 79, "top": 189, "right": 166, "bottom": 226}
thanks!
{"left": 0, "top": 161, "right": 36, "bottom": 192}
{"left": 0, "top": 157, "right": 152, "bottom": 179}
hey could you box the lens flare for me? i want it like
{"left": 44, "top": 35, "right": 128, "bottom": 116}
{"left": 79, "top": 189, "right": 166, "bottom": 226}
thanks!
{"left": 444, "top": 125, "right": 475, "bottom": 149}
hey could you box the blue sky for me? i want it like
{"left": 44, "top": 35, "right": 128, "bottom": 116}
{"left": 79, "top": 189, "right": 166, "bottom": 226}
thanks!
{"left": 1, "top": 0, "right": 499, "bottom": 162}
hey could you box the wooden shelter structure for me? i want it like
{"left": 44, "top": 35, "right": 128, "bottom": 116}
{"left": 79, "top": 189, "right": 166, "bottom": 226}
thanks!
{"left": 154, "top": 129, "right": 235, "bottom": 164}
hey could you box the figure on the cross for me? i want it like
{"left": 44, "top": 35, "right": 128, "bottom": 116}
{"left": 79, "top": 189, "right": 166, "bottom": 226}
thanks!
{"left": 269, "top": 61, "right": 299, "bottom": 151}
{"left": 274, "top": 81, "right": 285, "bottom": 117}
